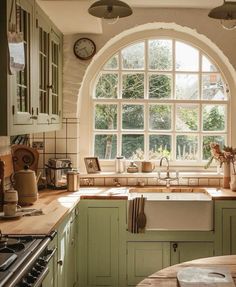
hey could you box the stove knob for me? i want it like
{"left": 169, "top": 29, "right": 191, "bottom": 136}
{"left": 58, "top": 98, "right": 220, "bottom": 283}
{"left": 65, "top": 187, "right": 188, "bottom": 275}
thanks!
{"left": 35, "top": 262, "right": 44, "bottom": 271}
{"left": 27, "top": 274, "right": 37, "bottom": 283}
{"left": 31, "top": 267, "right": 40, "bottom": 277}
{"left": 38, "top": 258, "right": 47, "bottom": 266}
{"left": 20, "top": 280, "right": 32, "bottom": 287}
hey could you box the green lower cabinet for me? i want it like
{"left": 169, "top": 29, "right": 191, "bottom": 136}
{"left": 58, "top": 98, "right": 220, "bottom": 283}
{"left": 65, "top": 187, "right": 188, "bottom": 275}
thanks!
{"left": 42, "top": 235, "right": 58, "bottom": 287}
{"left": 127, "top": 242, "right": 170, "bottom": 286}
{"left": 222, "top": 209, "right": 236, "bottom": 254}
{"left": 215, "top": 200, "right": 236, "bottom": 256}
{"left": 78, "top": 200, "right": 127, "bottom": 287}
{"left": 170, "top": 242, "right": 214, "bottom": 265}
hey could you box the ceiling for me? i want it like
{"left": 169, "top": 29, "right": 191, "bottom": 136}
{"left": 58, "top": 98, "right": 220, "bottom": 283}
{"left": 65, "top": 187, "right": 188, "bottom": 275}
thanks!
{"left": 37, "top": 0, "right": 225, "bottom": 34}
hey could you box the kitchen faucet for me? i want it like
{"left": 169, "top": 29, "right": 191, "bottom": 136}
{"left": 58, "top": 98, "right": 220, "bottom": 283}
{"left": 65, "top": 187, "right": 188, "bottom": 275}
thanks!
{"left": 158, "top": 156, "right": 179, "bottom": 187}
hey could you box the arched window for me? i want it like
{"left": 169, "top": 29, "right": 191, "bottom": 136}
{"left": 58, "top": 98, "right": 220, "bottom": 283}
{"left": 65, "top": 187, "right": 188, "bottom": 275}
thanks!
{"left": 91, "top": 38, "right": 229, "bottom": 164}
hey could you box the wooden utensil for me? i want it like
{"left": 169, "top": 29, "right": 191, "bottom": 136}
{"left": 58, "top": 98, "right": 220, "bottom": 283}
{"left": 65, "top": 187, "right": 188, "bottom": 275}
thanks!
{"left": 137, "top": 195, "right": 146, "bottom": 231}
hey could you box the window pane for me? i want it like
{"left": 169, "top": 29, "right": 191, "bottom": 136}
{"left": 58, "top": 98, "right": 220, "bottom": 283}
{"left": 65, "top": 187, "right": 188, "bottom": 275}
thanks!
{"left": 103, "top": 54, "right": 118, "bottom": 70}
{"left": 121, "top": 42, "right": 144, "bottom": 69}
{"left": 176, "top": 104, "right": 199, "bottom": 131}
{"left": 122, "top": 105, "right": 144, "bottom": 129}
{"left": 202, "top": 135, "right": 225, "bottom": 160}
{"left": 175, "top": 74, "right": 199, "bottom": 99}
{"left": 202, "top": 74, "right": 226, "bottom": 100}
{"left": 203, "top": 105, "right": 226, "bottom": 131}
{"left": 95, "top": 134, "right": 117, "bottom": 159}
{"left": 95, "top": 73, "right": 118, "bottom": 98}
{"left": 148, "top": 39, "right": 172, "bottom": 70}
{"left": 149, "top": 105, "right": 172, "bottom": 130}
{"left": 122, "top": 73, "right": 144, "bottom": 99}
{"left": 149, "top": 74, "right": 172, "bottom": 99}
{"left": 149, "top": 135, "right": 171, "bottom": 160}
{"left": 95, "top": 104, "right": 117, "bottom": 129}
{"left": 175, "top": 41, "right": 199, "bottom": 71}
{"left": 202, "top": 55, "right": 217, "bottom": 72}
{"left": 176, "top": 135, "right": 198, "bottom": 160}
{"left": 122, "top": 134, "right": 144, "bottom": 160}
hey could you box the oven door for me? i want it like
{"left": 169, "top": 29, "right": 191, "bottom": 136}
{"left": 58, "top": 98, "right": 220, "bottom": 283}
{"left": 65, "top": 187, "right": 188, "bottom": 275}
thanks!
{"left": 41, "top": 238, "right": 57, "bottom": 287}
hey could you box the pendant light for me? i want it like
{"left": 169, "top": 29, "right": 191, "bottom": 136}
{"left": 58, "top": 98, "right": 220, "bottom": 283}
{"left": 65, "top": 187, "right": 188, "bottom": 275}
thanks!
{"left": 208, "top": 1, "right": 236, "bottom": 30}
{"left": 88, "top": 0, "right": 133, "bottom": 20}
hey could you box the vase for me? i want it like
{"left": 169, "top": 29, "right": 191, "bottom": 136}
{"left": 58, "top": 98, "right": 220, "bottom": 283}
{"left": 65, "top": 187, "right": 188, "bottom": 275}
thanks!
{"left": 230, "top": 174, "right": 236, "bottom": 191}
{"left": 223, "top": 162, "right": 231, "bottom": 188}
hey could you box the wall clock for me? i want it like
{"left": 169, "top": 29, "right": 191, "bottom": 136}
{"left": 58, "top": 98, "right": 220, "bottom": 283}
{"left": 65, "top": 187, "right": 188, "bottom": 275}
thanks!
{"left": 73, "top": 38, "right": 96, "bottom": 60}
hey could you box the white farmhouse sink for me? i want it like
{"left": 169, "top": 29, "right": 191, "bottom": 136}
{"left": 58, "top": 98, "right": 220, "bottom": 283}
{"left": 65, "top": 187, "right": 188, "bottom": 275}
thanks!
{"left": 129, "top": 188, "right": 213, "bottom": 231}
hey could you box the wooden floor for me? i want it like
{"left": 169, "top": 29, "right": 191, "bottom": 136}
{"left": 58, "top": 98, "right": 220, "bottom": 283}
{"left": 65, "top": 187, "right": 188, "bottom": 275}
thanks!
{"left": 137, "top": 255, "right": 236, "bottom": 286}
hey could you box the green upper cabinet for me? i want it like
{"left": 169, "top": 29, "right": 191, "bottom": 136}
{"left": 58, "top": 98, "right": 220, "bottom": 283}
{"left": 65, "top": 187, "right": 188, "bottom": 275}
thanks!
{"left": 0, "top": 0, "right": 63, "bottom": 135}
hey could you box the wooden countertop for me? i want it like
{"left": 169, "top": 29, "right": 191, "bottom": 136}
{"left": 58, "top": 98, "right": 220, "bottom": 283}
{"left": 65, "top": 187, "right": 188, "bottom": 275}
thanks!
{"left": 0, "top": 186, "right": 235, "bottom": 235}
{"left": 137, "top": 255, "right": 236, "bottom": 286}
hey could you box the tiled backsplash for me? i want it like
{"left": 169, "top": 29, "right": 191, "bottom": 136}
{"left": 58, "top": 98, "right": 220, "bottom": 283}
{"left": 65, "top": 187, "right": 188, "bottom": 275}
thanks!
{"left": 80, "top": 174, "right": 223, "bottom": 187}
{"left": 31, "top": 118, "right": 80, "bottom": 175}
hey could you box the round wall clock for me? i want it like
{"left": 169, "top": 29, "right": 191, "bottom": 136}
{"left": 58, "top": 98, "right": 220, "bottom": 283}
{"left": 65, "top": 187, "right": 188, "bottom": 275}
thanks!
{"left": 73, "top": 38, "right": 96, "bottom": 60}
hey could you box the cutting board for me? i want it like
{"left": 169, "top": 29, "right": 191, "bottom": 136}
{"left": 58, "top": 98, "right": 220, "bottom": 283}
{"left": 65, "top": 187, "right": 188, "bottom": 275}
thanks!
{"left": 177, "top": 267, "right": 235, "bottom": 287}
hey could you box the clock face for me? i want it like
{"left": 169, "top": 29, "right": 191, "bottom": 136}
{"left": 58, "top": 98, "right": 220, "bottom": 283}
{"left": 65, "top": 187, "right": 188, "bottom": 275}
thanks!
{"left": 73, "top": 38, "right": 96, "bottom": 60}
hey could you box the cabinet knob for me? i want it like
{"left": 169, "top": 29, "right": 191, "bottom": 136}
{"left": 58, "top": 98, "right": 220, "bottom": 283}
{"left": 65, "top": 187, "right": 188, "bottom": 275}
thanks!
{"left": 57, "top": 259, "right": 63, "bottom": 266}
{"left": 173, "top": 243, "right": 178, "bottom": 252}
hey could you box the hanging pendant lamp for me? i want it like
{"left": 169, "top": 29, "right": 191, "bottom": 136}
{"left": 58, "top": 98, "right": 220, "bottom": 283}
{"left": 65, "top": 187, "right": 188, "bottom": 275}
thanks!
{"left": 208, "top": 1, "right": 236, "bottom": 30}
{"left": 88, "top": 0, "right": 133, "bottom": 20}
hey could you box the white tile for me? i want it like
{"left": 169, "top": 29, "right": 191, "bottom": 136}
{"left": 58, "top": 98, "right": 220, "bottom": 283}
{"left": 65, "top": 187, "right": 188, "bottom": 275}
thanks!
{"left": 68, "top": 154, "right": 79, "bottom": 169}
{"left": 189, "top": 178, "right": 199, "bottom": 186}
{"left": 105, "top": 178, "right": 114, "bottom": 186}
{"left": 94, "top": 178, "right": 105, "bottom": 186}
{"left": 66, "top": 138, "right": 78, "bottom": 154}
{"left": 67, "top": 123, "right": 79, "bottom": 138}
{"left": 148, "top": 177, "right": 158, "bottom": 186}
{"left": 38, "top": 154, "right": 44, "bottom": 169}
{"left": 33, "top": 133, "right": 44, "bottom": 139}
{"left": 44, "top": 131, "right": 56, "bottom": 139}
{"left": 44, "top": 154, "right": 55, "bottom": 164}
{"left": 45, "top": 138, "right": 56, "bottom": 154}
{"left": 56, "top": 139, "right": 66, "bottom": 153}
{"left": 209, "top": 178, "right": 220, "bottom": 187}
{"left": 56, "top": 123, "right": 67, "bottom": 139}
{"left": 178, "top": 178, "right": 189, "bottom": 186}
{"left": 199, "top": 178, "right": 209, "bottom": 186}
{"left": 127, "top": 178, "right": 137, "bottom": 186}
{"left": 55, "top": 153, "right": 67, "bottom": 159}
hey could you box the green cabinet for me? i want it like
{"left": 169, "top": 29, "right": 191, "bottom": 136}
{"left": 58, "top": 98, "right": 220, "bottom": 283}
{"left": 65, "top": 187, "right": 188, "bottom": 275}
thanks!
{"left": 78, "top": 200, "right": 127, "bottom": 287}
{"left": 215, "top": 200, "right": 236, "bottom": 255}
{"left": 127, "top": 242, "right": 170, "bottom": 286}
{"left": 57, "top": 207, "right": 78, "bottom": 287}
{"left": 0, "top": 0, "right": 63, "bottom": 135}
{"left": 42, "top": 235, "right": 58, "bottom": 287}
{"left": 170, "top": 242, "right": 214, "bottom": 265}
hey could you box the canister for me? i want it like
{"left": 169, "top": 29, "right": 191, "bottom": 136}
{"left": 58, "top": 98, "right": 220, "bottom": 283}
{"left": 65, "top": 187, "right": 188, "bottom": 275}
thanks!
{"left": 67, "top": 171, "right": 79, "bottom": 192}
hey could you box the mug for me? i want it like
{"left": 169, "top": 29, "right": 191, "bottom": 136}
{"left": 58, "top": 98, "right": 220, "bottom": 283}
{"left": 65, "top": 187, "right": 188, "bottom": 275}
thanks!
{"left": 141, "top": 161, "right": 155, "bottom": 172}
{"left": 3, "top": 204, "right": 21, "bottom": 217}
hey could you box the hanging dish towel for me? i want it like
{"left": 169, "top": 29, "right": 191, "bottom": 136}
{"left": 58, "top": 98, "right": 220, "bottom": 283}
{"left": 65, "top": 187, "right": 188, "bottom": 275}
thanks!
{"left": 128, "top": 197, "right": 146, "bottom": 233}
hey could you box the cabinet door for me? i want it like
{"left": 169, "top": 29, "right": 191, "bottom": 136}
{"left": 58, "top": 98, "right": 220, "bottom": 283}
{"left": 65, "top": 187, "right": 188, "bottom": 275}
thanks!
{"left": 11, "top": 0, "right": 34, "bottom": 126}
{"left": 170, "top": 242, "right": 214, "bottom": 265}
{"left": 49, "top": 29, "right": 62, "bottom": 124}
{"left": 87, "top": 207, "right": 119, "bottom": 286}
{"left": 222, "top": 209, "right": 236, "bottom": 255}
{"left": 42, "top": 235, "right": 58, "bottom": 287}
{"left": 35, "top": 7, "right": 51, "bottom": 124}
{"left": 57, "top": 219, "right": 69, "bottom": 287}
{"left": 127, "top": 242, "right": 170, "bottom": 286}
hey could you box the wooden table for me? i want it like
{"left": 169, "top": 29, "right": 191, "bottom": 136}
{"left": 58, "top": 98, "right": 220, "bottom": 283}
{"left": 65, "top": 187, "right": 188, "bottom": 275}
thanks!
{"left": 137, "top": 255, "right": 236, "bottom": 286}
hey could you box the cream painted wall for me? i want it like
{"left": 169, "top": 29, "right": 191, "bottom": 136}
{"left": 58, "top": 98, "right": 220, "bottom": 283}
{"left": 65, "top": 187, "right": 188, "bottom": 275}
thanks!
{"left": 62, "top": 7, "right": 236, "bottom": 171}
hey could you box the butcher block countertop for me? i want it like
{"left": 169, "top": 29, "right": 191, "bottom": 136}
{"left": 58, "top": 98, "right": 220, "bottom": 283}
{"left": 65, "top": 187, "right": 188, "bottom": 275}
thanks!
{"left": 137, "top": 255, "right": 236, "bottom": 286}
{"left": 0, "top": 186, "right": 235, "bottom": 235}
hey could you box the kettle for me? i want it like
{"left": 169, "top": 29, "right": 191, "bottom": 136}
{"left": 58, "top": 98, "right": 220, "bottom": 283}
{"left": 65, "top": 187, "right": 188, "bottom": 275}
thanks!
{"left": 11, "top": 166, "right": 39, "bottom": 205}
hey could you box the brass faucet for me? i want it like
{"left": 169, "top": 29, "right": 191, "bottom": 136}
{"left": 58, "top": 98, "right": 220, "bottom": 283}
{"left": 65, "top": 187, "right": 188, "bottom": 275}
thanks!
{"left": 158, "top": 156, "right": 179, "bottom": 187}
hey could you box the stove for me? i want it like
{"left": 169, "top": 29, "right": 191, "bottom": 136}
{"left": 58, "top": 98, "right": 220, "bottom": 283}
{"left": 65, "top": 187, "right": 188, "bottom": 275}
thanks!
{"left": 0, "top": 231, "right": 56, "bottom": 287}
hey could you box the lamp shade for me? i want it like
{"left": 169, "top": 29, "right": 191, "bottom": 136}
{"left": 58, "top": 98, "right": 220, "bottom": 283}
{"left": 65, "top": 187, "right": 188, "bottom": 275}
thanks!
{"left": 88, "top": 0, "right": 133, "bottom": 19}
{"left": 208, "top": 1, "right": 236, "bottom": 19}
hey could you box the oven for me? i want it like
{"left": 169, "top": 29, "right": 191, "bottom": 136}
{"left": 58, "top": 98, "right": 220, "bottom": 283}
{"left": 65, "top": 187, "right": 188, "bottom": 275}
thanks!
{"left": 0, "top": 231, "right": 57, "bottom": 287}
